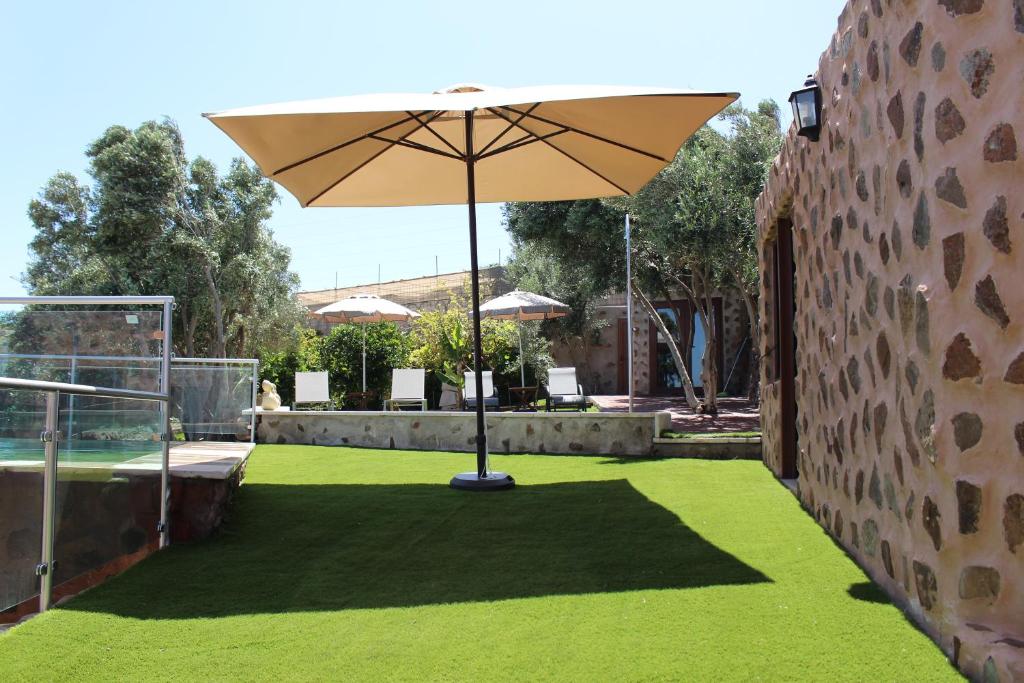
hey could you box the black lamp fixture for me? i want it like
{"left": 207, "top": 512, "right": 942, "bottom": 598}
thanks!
{"left": 789, "top": 75, "right": 822, "bottom": 141}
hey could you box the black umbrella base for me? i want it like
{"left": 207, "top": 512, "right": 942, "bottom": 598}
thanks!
{"left": 449, "top": 471, "right": 515, "bottom": 491}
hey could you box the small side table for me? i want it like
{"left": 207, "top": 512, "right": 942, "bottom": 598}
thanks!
{"left": 508, "top": 386, "right": 539, "bottom": 412}
{"left": 345, "top": 390, "right": 378, "bottom": 411}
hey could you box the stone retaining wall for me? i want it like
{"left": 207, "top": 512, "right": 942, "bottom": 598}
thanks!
{"left": 257, "top": 410, "right": 671, "bottom": 457}
{"left": 651, "top": 437, "right": 762, "bottom": 460}
{"left": 756, "top": 1, "right": 1023, "bottom": 679}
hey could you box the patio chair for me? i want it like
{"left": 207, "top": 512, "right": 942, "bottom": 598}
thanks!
{"left": 545, "top": 367, "right": 587, "bottom": 412}
{"left": 294, "top": 371, "right": 333, "bottom": 410}
{"left": 384, "top": 368, "right": 427, "bottom": 411}
{"left": 463, "top": 371, "right": 500, "bottom": 411}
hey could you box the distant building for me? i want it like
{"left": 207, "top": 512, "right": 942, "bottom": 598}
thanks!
{"left": 297, "top": 266, "right": 511, "bottom": 334}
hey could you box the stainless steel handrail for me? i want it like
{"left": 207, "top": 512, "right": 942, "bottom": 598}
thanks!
{"left": 0, "top": 295, "right": 174, "bottom": 305}
{"left": 173, "top": 357, "right": 260, "bottom": 365}
{"left": 0, "top": 377, "right": 168, "bottom": 402}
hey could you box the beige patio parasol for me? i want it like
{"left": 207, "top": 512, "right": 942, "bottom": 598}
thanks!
{"left": 315, "top": 293, "right": 419, "bottom": 393}
{"left": 479, "top": 290, "right": 569, "bottom": 387}
{"left": 205, "top": 83, "right": 738, "bottom": 490}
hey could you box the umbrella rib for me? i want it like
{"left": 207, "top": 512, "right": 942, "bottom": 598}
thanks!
{"left": 497, "top": 105, "right": 669, "bottom": 162}
{"left": 476, "top": 129, "right": 569, "bottom": 160}
{"left": 304, "top": 111, "right": 446, "bottom": 206}
{"left": 272, "top": 113, "right": 423, "bottom": 176}
{"left": 484, "top": 107, "right": 632, "bottom": 195}
{"left": 367, "top": 134, "right": 463, "bottom": 160}
{"left": 475, "top": 102, "right": 541, "bottom": 157}
{"left": 406, "top": 110, "right": 465, "bottom": 158}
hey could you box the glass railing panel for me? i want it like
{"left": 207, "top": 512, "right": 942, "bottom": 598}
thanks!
{"left": 0, "top": 388, "right": 45, "bottom": 614}
{"left": 0, "top": 306, "right": 165, "bottom": 394}
{"left": 171, "top": 362, "right": 256, "bottom": 442}
{"left": 51, "top": 397, "right": 163, "bottom": 593}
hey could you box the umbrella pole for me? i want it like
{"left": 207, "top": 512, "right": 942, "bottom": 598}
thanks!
{"left": 626, "top": 213, "right": 634, "bottom": 413}
{"left": 450, "top": 109, "right": 513, "bottom": 491}
{"left": 517, "top": 322, "right": 525, "bottom": 387}
{"left": 466, "top": 110, "right": 488, "bottom": 478}
{"left": 362, "top": 324, "right": 367, "bottom": 393}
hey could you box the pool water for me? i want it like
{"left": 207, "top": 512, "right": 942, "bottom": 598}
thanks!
{"left": 0, "top": 438, "right": 160, "bottom": 465}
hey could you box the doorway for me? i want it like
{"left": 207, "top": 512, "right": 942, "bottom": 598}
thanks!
{"left": 768, "top": 217, "right": 798, "bottom": 479}
{"left": 648, "top": 298, "right": 724, "bottom": 396}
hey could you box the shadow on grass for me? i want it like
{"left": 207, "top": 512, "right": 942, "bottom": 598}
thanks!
{"left": 65, "top": 479, "right": 770, "bottom": 618}
{"left": 847, "top": 581, "right": 891, "bottom": 604}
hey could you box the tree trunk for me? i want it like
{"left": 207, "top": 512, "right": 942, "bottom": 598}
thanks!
{"left": 181, "top": 300, "right": 198, "bottom": 358}
{"left": 633, "top": 284, "right": 699, "bottom": 409}
{"left": 203, "top": 262, "right": 226, "bottom": 358}
{"left": 666, "top": 269, "right": 717, "bottom": 413}
{"left": 735, "top": 281, "right": 761, "bottom": 404}
{"left": 694, "top": 269, "right": 718, "bottom": 414}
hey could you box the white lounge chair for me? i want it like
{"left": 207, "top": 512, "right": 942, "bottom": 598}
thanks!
{"left": 545, "top": 367, "right": 587, "bottom": 411}
{"left": 294, "top": 371, "right": 332, "bottom": 410}
{"left": 463, "top": 371, "right": 500, "bottom": 411}
{"left": 385, "top": 368, "right": 427, "bottom": 411}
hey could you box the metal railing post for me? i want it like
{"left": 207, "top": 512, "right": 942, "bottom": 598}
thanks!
{"left": 250, "top": 360, "right": 259, "bottom": 444}
{"left": 38, "top": 390, "right": 59, "bottom": 611}
{"left": 159, "top": 301, "right": 172, "bottom": 548}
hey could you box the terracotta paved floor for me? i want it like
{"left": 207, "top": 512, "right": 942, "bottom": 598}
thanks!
{"left": 590, "top": 395, "right": 761, "bottom": 433}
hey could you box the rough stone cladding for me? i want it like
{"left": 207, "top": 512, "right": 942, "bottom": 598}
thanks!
{"left": 756, "top": 1, "right": 1023, "bottom": 680}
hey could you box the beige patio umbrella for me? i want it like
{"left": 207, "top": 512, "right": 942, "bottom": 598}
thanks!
{"left": 479, "top": 290, "right": 569, "bottom": 386}
{"left": 314, "top": 294, "right": 420, "bottom": 393}
{"left": 205, "top": 83, "right": 738, "bottom": 490}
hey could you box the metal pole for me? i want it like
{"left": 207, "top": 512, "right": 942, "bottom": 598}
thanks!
{"left": 465, "top": 110, "right": 488, "bottom": 478}
{"left": 626, "top": 213, "right": 634, "bottom": 413}
{"left": 38, "top": 390, "right": 59, "bottom": 612}
{"left": 250, "top": 360, "right": 258, "bottom": 444}
{"left": 517, "top": 322, "right": 526, "bottom": 387}
{"left": 67, "top": 334, "right": 78, "bottom": 442}
{"left": 159, "top": 300, "right": 172, "bottom": 548}
{"left": 361, "top": 324, "right": 367, "bottom": 393}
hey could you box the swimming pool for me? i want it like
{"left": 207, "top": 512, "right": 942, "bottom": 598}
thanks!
{"left": 0, "top": 437, "right": 161, "bottom": 465}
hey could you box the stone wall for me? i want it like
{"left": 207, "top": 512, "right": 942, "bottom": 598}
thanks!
{"left": 756, "top": 1, "right": 1022, "bottom": 679}
{"left": 257, "top": 410, "right": 671, "bottom": 457}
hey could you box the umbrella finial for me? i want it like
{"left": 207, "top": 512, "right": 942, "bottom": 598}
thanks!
{"left": 435, "top": 83, "right": 487, "bottom": 94}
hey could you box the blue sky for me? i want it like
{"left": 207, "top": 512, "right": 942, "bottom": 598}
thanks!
{"left": 0, "top": 1, "right": 842, "bottom": 295}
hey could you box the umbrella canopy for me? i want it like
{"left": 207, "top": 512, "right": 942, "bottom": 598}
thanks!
{"left": 204, "top": 84, "right": 738, "bottom": 207}
{"left": 314, "top": 294, "right": 419, "bottom": 393}
{"left": 205, "top": 83, "right": 738, "bottom": 490}
{"left": 480, "top": 290, "right": 569, "bottom": 387}
{"left": 478, "top": 290, "right": 570, "bottom": 321}
{"left": 315, "top": 293, "right": 419, "bottom": 323}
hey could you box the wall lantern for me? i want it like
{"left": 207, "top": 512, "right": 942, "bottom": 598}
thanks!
{"left": 789, "top": 75, "right": 822, "bottom": 141}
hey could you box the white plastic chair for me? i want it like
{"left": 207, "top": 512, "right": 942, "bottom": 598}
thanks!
{"left": 546, "top": 367, "right": 587, "bottom": 411}
{"left": 294, "top": 371, "right": 332, "bottom": 410}
{"left": 385, "top": 368, "right": 427, "bottom": 411}
{"left": 463, "top": 371, "right": 500, "bottom": 411}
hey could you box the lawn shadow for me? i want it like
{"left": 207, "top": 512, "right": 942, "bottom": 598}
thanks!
{"left": 64, "top": 479, "right": 770, "bottom": 618}
{"left": 847, "top": 581, "right": 891, "bottom": 604}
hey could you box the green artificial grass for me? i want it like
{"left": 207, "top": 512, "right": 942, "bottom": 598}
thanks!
{"left": 659, "top": 430, "right": 763, "bottom": 439}
{"left": 0, "top": 446, "right": 958, "bottom": 681}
